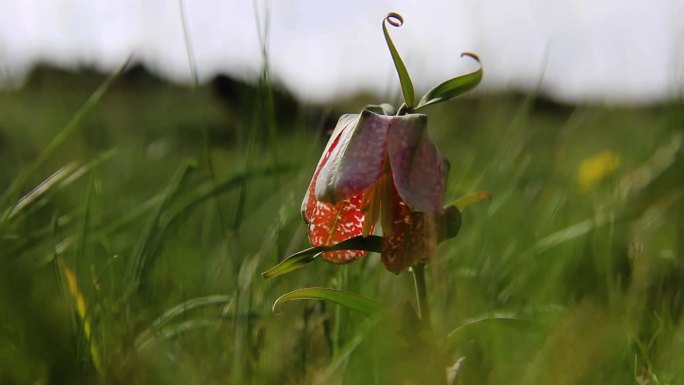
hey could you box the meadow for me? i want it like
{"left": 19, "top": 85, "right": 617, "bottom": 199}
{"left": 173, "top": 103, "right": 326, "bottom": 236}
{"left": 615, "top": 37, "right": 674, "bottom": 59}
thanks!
{"left": 0, "top": 65, "right": 682, "bottom": 384}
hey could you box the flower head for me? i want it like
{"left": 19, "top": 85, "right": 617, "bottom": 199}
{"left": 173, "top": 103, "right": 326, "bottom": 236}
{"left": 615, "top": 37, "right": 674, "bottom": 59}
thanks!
{"left": 296, "top": 12, "right": 482, "bottom": 275}
{"left": 302, "top": 109, "right": 449, "bottom": 273}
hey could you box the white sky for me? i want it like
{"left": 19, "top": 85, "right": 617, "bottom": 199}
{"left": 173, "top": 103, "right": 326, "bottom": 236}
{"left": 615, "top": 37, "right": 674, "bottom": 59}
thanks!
{"left": 0, "top": 0, "right": 682, "bottom": 104}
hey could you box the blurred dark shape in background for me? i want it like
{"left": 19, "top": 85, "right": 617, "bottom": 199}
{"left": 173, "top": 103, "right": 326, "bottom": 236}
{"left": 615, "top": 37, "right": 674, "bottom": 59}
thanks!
{"left": 210, "top": 73, "right": 331, "bottom": 136}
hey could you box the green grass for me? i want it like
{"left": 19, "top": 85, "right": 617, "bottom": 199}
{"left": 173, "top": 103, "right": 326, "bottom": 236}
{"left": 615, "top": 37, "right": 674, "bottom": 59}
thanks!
{"left": 0, "top": 67, "right": 682, "bottom": 385}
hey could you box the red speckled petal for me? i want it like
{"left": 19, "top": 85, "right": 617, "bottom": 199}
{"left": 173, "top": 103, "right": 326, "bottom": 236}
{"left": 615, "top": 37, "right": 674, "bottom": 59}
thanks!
{"left": 381, "top": 185, "right": 438, "bottom": 274}
{"left": 387, "top": 114, "right": 448, "bottom": 213}
{"left": 305, "top": 192, "right": 368, "bottom": 263}
{"left": 302, "top": 120, "right": 373, "bottom": 263}
{"left": 315, "top": 110, "right": 390, "bottom": 205}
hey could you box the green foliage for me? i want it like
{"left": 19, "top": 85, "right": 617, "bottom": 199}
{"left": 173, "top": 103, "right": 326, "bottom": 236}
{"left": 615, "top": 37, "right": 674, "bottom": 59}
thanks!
{"left": 382, "top": 13, "right": 482, "bottom": 113}
{"left": 0, "top": 65, "right": 682, "bottom": 384}
{"left": 272, "top": 287, "right": 380, "bottom": 316}
{"left": 261, "top": 235, "right": 382, "bottom": 278}
{"left": 416, "top": 53, "right": 483, "bottom": 110}
{"left": 383, "top": 13, "right": 415, "bottom": 108}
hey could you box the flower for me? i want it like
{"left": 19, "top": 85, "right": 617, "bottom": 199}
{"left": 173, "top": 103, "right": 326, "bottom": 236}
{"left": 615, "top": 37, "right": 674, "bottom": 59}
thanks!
{"left": 576, "top": 150, "right": 620, "bottom": 193}
{"left": 301, "top": 109, "right": 449, "bottom": 273}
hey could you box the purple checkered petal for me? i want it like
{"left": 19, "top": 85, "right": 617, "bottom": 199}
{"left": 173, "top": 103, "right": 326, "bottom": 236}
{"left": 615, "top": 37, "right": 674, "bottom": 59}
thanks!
{"left": 315, "top": 110, "right": 390, "bottom": 204}
{"left": 387, "top": 114, "right": 448, "bottom": 213}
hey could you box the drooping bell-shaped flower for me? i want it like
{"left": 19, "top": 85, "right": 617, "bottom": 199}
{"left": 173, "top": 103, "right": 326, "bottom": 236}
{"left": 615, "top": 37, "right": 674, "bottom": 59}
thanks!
{"left": 302, "top": 109, "right": 449, "bottom": 273}
{"left": 296, "top": 13, "right": 483, "bottom": 275}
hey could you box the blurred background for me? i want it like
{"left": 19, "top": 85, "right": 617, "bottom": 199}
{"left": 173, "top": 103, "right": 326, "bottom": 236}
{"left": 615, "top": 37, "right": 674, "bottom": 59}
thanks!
{"left": 1, "top": 0, "right": 683, "bottom": 102}
{"left": 0, "top": 1, "right": 683, "bottom": 384}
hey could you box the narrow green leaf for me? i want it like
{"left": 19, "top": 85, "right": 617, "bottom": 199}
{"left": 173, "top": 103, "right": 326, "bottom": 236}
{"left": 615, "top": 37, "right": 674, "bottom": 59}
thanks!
{"left": 446, "top": 312, "right": 539, "bottom": 346}
{"left": 150, "top": 295, "right": 231, "bottom": 329}
{"left": 134, "top": 295, "right": 231, "bottom": 350}
{"left": 449, "top": 190, "right": 492, "bottom": 210}
{"left": 125, "top": 160, "right": 196, "bottom": 293}
{"left": 383, "top": 13, "right": 415, "bottom": 108}
{"left": 136, "top": 319, "right": 222, "bottom": 351}
{"left": 261, "top": 235, "right": 382, "bottom": 279}
{"left": 262, "top": 251, "right": 322, "bottom": 279}
{"left": 160, "top": 163, "right": 297, "bottom": 229}
{"left": 3, "top": 149, "right": 116, "bottom": 223}
{"left": 416, "top": 52, "right": 482, "bottom": 110}
{"left": 272, "top": 287, "right": 381, "bottom": 316}
{"left": 5, "top": 163, "right": 78, "bottom": 220}
{"left": 326, "top": 234, "right": 382, "bottom": 253}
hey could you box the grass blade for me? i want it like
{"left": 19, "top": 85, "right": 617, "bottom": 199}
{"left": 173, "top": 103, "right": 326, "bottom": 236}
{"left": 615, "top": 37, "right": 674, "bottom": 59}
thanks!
{"left": 135, "top": 295, "right": 231, "bottom": 350}
{"left": 125, "top": 160, "right": 195, "bottom": 293}
{"left": 4, "top": 150, "right": 116, "bottom": 225}
{"left": 272, "top": 287, "right": 381, "bottom": 316}
{"left": 1, "top": 57, "right": 131, "bottom": 209}
{"left": 446, "top": 312, "right": 540, "bottom": 346}
{"left": 5, "top": 163, "right": 78, "bottom": 220}
{"left": 151, "top": 295, "right": 231, "bottom": 330}
{"left": 159, "top": 163, "right": 297, "bottom": 229}
{"left": 136, "top": 319, "right": 223, "bottom": 351}
{"left": 57, "top": 257, "right": 103, "bottom": 374}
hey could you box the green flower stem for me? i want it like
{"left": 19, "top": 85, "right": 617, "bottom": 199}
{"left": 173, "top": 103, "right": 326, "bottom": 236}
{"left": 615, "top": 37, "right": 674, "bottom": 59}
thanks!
{"left": 411, "top": 262, "right": 431, "bottom": 325}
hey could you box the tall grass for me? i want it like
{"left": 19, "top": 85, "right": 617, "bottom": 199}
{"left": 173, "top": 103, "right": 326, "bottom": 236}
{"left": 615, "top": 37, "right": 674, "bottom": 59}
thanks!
{"left": 0, "top": 59, "right": 682, "bottom": 385}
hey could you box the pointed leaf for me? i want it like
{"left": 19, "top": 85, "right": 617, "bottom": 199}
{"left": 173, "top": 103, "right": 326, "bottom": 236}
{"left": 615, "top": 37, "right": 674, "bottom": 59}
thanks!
{"left": 416, "top": 53, "right": 482, "bottom": 110}
{"left": 449, "top": 191, "right": 492, "bottom": 210}
{"left": 383, "top": 13, "right": 415, "bottom": 108}
{"left": 261, "top": 235, "right": 382, "bottom": 278}
{"left": 326, "top": 234, "right": 382, "bottom": 252}
{"left": 262, "top": 252, "right": 321, "bottom": 279}
{"left": 272, "top": 287, "right": 381, "bottom": 316}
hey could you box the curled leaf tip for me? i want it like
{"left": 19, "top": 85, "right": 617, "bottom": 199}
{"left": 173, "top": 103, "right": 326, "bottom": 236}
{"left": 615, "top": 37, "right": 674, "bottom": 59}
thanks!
{"left": 460, "top": 52, "right": 481, "bottom": 63}
{"left": 383, "top": 12, "right": 415, "bottom": 108}
{"left": 415, "top": 51, "right": 483, "bottom": 109}
{"left": 385, "top": 12, "right": 404, "bottom": 27}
